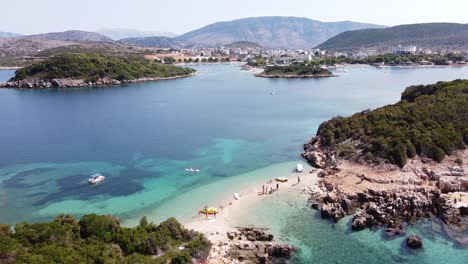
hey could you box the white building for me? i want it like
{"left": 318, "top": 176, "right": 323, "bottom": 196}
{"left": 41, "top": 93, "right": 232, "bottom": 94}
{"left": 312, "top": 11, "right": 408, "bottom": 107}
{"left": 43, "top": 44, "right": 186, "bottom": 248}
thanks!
{"left": 393, "top": 45, "right": 417, "bottom": 54}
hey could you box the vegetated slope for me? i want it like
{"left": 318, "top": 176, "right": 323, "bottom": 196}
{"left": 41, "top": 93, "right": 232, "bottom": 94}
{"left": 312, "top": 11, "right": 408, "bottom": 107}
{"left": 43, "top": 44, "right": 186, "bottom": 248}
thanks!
{"left": 21, "top": 30, "right": 113, "bottom": 42}
{"left": 0, "top": 214, "right": 211, "bottom": 263}
{"left": 317, "top": 23, "right": 468, "bottom": 50}
{"left": 314, "top": 79, "right": 468, "bottom": 167}
{"left": 261, "top": 64, "right": 333, "bottom": 76}
{"left": 225, "top": 41, "right": 262, "bottom": 48}
{"left": 118, "top": 36, "right": 191, "bottom": 49}
{"left": 177, "top": 16, "right": 385, "bottom": 48}
{"left": 10, "top": 53, "right": 195, "bottom": 82}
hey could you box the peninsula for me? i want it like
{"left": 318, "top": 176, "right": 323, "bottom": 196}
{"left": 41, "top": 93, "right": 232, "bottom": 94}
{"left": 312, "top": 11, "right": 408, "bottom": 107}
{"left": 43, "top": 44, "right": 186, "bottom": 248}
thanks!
{"left": 302, "top": 79, "right": 468, "bottom": 246}
{"left": 0, "top": 53, "right": 195, "bottom": 88}
{"left": 256, "top": 63, "right": 334, "bottom": 78}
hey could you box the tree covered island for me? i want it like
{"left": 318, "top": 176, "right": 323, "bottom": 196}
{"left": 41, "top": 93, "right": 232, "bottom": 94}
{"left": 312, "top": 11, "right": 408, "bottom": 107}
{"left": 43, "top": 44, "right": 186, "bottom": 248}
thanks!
{"left": 256, "top": 63, "right": 334, "bottom": 78}
{"left": 1, "top": 53, "right": 196, "bottom": 88}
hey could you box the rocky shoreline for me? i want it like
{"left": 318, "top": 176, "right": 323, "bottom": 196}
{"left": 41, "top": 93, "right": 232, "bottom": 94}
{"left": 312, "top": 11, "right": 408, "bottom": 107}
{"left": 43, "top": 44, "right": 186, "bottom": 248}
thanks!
{"left": 302, "top": 136, "right": 468, "bottom": 247}
{"left": 255, "top": 73, "right": 335, "bottom": 78}
{"left": 208, "top": 227, "right": 295, "bottom": 264}
{"left": 0, "top": 73, "right": 196, "bottom": 89}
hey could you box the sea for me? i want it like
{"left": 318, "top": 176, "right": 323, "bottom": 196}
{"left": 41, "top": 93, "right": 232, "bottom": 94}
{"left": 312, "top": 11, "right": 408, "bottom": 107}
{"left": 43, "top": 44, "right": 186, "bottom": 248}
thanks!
{"left": 0, "top": 64, "right": 467, "bottom": 263}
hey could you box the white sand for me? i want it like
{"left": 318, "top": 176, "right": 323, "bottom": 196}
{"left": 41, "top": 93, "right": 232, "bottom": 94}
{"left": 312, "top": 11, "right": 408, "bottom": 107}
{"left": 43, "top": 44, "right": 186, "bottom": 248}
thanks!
{"left": 185, "top": 168, "right": 320, "bottom": 244}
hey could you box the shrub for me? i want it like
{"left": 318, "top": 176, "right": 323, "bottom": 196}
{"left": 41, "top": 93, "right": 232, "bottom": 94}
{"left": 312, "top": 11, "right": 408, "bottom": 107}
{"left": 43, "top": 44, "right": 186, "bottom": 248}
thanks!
{"left": 315, "top": 80, "right": 468, "bottom": 166}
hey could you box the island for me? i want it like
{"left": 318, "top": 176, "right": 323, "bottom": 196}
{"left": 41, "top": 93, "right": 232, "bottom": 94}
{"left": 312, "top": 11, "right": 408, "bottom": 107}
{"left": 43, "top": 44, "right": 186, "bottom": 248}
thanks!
{"left": 255, "top": 63, "right": 334, "bottom": 78}
{"left": 0, "top": 214, "right": 211, "bottom": 263}
{"left": 302, "top": 79, "right": 468, "bottom": 246}
{"left": 0, "top": 53, "right": 196, "bottom": 88}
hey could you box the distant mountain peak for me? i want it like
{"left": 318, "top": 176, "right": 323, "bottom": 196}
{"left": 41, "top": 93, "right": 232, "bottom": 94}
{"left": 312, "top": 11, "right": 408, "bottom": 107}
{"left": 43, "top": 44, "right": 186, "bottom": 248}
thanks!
{"left": 176, "top": 16, "right": 385, "bottom": 48}
{"left": 97, "top": 28, "right": 177, "bottom": 40}
{"left": 0, "top": 31, "right": 22, "bottom": 38}
{"left": 316, "top": 22, "right": 468, "bottom": 51}
{"left": 21, "top": 30, "right": 113, "bottom": 43}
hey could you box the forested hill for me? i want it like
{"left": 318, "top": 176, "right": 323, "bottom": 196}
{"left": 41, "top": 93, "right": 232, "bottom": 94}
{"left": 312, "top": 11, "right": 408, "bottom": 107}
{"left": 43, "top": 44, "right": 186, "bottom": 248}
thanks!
{"left": 0, "top": 214, "right": 211, "bottom": 263}
{"left": 313, "top": 79, "right": 468, "bottom": 167}
{"left": 316, "top": 23, "right": 468, "bottom": 50}
{"left": 9, "top": 53, "right": 195, "bottom": 82}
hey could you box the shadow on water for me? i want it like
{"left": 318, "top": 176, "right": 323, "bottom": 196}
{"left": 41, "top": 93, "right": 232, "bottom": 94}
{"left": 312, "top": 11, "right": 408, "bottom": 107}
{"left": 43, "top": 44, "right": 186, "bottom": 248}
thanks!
{"left": 3, "top": 168, "right": 56, "bottom": 188}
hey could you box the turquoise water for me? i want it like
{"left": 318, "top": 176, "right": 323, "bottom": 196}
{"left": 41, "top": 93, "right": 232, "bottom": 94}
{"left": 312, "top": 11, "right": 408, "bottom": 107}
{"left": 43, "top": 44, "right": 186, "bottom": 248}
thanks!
{"left": 0, "top": 65, "right": 467, "bottom": 263}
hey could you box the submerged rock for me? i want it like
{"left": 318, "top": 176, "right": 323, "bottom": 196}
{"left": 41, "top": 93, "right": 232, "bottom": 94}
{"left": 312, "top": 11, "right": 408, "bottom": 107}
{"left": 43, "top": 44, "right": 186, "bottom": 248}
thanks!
{"left": 406, "top": 235, "right": 423, "bottom": 249}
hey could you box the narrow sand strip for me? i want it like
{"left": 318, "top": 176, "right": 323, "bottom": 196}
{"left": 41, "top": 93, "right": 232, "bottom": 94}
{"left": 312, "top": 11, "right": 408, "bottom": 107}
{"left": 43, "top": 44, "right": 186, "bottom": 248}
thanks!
{"left": 185, "top": 169, "right": 320, "bottom": 244}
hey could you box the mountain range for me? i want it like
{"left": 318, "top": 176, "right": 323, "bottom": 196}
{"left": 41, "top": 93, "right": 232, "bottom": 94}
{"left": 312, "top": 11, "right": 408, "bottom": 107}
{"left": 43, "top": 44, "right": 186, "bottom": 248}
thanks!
{"left": 96, "top": 28, "right": 177, "bottom": 40}
{"left": 18, "top": 30, "right": 113, "bottom": 43}
{"left": 118, "top": 36, "right": 191, "bottom": 49}
{"left": 316, "top": 23, "right": 468, "bottom": 51}
{"left": 175, "top": 16, "right": 385, "bottom": 48}
{"left": 0, "top": 31, "right": 22, "bottom": 38}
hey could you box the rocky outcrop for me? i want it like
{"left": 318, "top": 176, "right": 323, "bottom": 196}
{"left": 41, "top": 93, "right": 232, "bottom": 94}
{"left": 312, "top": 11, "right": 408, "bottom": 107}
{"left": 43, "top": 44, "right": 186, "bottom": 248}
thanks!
{"left": 301, "top": 137, "right": 337, "bottom": 168}
{"left": 406, "top": 235, "right": 423, "bottom": 249}
{"left": 0, "top": 74, "right": 195, "bottom": 89}
{"left": 310, "top": 174, "right": 468, "bottom": 245}
{"left": 212, "top": 227, "right": 295, "bottom": 264}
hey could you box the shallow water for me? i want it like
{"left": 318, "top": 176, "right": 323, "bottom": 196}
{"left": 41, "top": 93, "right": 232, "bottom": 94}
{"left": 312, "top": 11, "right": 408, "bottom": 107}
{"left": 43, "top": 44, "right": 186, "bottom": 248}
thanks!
{"left": 0, "top": 65, "right": 467, "bottom": 263}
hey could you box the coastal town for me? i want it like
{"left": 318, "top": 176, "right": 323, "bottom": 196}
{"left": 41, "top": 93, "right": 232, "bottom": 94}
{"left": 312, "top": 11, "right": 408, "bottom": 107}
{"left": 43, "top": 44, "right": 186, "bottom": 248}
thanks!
{"left": 1, "top": 2, "right": 468, "bottom": 263}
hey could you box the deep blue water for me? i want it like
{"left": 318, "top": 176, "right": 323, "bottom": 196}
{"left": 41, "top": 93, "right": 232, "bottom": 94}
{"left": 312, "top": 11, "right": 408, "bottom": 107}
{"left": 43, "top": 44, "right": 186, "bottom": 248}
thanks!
{"left": 0, "top": 65, "right": 467, "bottom": 263}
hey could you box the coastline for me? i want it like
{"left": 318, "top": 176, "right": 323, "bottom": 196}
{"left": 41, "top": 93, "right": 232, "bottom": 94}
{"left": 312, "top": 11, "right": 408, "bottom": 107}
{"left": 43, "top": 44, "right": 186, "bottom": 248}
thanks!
{"left": 255, "top": 73, "right": 335, "bottom": 78}
{"left": 0, "top": 72, "right": 196, "bottom": 89}
{"left": 0, "top": 66, "right": 21, "bottom": 70}
{"left": 183, "top": 162, "right": 319, "bottom": 263}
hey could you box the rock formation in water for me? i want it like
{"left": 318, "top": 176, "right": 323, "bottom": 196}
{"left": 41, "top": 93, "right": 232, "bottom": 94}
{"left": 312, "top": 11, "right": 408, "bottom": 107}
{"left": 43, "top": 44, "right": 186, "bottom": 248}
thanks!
{"left": 209, "top": 227, "right": 295, "bottom": 263}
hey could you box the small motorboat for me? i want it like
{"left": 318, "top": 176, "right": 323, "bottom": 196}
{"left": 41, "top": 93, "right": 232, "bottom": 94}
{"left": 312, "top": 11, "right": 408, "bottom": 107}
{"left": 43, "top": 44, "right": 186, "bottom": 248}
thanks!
{"left": 88, "top": 173, "right": 106, "bottom": 184}
{"left": 275, "top": 177, "right": 289, "bottom": 182}
{"left": 296, "top": 163, "right": 304, "bottom": 173}
{"left": 233, "top": 193, "right": 240, "bottom": 200}
{"left": 199, "top": 207, "right": 220, "bottom": 215}
{"left": 185, "top": 168, "right": 200, "bottom": 172}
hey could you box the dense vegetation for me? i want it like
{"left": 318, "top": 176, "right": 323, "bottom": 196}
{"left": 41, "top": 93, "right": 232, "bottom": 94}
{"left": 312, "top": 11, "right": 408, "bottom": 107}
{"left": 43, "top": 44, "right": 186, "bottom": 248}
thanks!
{"left": 316, "top": 79, "right": 468, "bottom": 167}
{"left": 10, "top": 53, "right": 195, "bottom": 82}
{"left": 261, "top": 63, "right": 333, "bottom": 76}
{"left": 225, "top": 41, "right": 261, "bottom": 49}
{"left": 314, "top": 53, "right": 465, "bottom": 66}
{"left": 0, "top": 214, "right": 211, "bottom": 264}
{"left": 316, "top": 23, "right": 468, "bottom": 50}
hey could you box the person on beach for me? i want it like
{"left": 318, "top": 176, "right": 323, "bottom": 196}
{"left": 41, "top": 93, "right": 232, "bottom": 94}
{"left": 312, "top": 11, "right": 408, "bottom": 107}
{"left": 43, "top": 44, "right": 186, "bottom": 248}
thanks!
{"left": 262, "top": 185, "right": 265, "bottom": 195}
{"left": 298, "top": 176, "right": 300, "bottom": 183}
{"left": 276, "top": 183, "right": 279, "bottom": 190}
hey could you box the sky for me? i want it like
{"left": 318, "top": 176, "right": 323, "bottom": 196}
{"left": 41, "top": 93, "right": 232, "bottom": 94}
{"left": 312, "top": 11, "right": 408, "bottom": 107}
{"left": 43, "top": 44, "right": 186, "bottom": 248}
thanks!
{"left": 2, "top": 0, "right": 468, "bottom": 35}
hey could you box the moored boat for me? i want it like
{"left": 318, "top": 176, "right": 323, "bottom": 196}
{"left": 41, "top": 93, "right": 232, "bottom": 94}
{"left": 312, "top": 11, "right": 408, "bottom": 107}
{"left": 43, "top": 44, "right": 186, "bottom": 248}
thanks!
{"left": 296, "top": 163, "right": 303, "bottom": 172}
{"left": 275, "top": 177, "right": 288, "bottom": 182}
{"left": 88, "top": 173, "right": 106, "bottom": 184}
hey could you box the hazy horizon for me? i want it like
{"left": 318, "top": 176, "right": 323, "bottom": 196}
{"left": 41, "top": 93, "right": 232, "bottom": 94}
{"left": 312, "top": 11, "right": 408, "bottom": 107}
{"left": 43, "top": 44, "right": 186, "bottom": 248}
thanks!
{"left": 1, "top": 0, "right": 468, "bottom": 35}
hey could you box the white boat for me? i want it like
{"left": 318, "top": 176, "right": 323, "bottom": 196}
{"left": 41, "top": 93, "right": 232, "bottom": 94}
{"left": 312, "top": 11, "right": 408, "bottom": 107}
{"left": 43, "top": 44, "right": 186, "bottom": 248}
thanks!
{"left": 88, "top": 173, "right": 106, "bottom": 184}
{"left": 275, "top": 177, "right": 289, "bottom": 182}
{"left": 296, "top": 163, "right": 304, "bottom": 173}
{"left": 233, "top": 193, "right": 240, "bottom": 200}
{"left": 185, "top": 168, "right": 200, "bottom": 172}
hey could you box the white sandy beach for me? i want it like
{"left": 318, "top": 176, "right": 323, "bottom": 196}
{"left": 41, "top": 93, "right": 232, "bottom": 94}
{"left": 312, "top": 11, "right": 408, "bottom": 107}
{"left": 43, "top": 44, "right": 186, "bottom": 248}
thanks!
{"left": 184, "top": 165, "right": 320, "bottom": 245}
